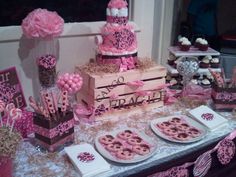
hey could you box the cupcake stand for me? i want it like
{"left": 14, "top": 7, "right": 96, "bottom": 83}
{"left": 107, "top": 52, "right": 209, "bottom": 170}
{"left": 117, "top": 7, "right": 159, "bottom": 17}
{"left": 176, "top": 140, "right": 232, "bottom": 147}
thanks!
{"left": 166, "top": 46, "right": 221, "bottom": 89}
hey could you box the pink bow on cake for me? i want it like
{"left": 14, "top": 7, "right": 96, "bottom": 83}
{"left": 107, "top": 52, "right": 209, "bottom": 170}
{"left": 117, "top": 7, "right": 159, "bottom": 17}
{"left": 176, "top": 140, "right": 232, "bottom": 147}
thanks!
{"left": 119, "top": 57, "right": 135, "bottom": 72}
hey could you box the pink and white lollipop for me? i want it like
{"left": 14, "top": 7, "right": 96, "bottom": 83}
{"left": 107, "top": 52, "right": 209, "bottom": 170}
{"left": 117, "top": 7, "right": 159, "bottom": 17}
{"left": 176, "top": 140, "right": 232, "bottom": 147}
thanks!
{"left": 5, "top": 103, "right": 15, "bottom": 126}
{"left": 0, "top": 100, "right": 6, "bottom": 126}
{"left": 9, "top": 108, "right": 22, "bottom": 133}
{"left": 56, "top": 73, "right": 83, "bottom": 94}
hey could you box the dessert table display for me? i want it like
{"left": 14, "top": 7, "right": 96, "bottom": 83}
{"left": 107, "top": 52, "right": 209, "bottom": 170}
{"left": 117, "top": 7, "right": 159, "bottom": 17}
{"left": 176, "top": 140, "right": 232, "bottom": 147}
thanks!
{"left": 13, "top": 101, "right": 236, "bottom": 177}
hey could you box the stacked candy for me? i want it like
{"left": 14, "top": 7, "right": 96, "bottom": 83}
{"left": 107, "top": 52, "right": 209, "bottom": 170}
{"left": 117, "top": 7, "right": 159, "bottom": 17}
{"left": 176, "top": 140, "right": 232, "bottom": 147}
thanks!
{"left": 37, "top": 54, "right": 57, "bottom": 87}
{"left": 57, "top": 73, "right": 83, "bottom": 94}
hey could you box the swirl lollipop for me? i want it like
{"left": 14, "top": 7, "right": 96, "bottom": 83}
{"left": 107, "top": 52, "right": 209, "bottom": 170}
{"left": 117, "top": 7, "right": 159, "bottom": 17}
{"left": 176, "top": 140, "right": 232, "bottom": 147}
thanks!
{"left": 176, "top": 56, "right": 199, "bottom": 87}
{"left": 0, "top": 100, "right": 6, "bottom": 126}
{"left": 9, "top": 108, "right": 22, "bottom": 133}
{"left": 5, "top": 103, "right": 16, "bottom": 126}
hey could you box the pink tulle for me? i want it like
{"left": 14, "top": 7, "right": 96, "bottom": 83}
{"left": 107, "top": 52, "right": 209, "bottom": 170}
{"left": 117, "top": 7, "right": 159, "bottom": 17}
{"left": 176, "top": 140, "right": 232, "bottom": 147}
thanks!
{"left": 182, "top": 83, "right": 212, "bottom": 101}
{"left": 21, "top": 8, "right": 64, "bottom": 39}
{"left": 108, "top": 0, "right": 128, "bottom": 8}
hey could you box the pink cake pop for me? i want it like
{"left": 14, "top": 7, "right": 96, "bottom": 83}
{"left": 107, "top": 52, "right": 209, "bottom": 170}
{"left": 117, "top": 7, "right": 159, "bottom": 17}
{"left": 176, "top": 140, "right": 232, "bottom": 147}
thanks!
{"left": 57, "top": 73, "right": 83, "bottom": 94}
{"left": 9, "top": 108, "right": 22, "bottom": 133}
{"left": 0, "top": 100, "right": 6, "bottom": 126}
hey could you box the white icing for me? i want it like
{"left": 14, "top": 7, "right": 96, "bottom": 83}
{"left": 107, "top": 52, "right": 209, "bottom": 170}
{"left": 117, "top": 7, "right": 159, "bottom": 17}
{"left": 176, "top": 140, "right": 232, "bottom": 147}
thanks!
{"left": 201, "top": 79, "right": 211, "bottom": 85}
{"left": 181, "top": 40, "right": 191, "bottom": 45}
{"left": 118, "top": 8, "right": 128, "bottom": 17}
{"left": 191, "top": 79, "right": 198, "bottom": 85}
{"left": 196, "top": 38, "right": 203, "bottom": 43}
{"left": 202, "top": 58, "right": 210, "bottom": 64}
{"left": 199, "top": 39, "right": 208, "bottom": 45}
{"left": 111, "top": 8, "right": 119, "bottom": 16}
{"left": 106, "top": 8, "right": 111, "bottom": 16}
{"left": 170, "top": 78, "right": 178, "bottom": 85}
{"left": 211, "top": 58, "right": 219, "bottom": 63}
{"left": 178, "top": 37, "right": 188, "bottom": 42}
{"left": 203, "top": 55, "right": 212, "bottom": 60}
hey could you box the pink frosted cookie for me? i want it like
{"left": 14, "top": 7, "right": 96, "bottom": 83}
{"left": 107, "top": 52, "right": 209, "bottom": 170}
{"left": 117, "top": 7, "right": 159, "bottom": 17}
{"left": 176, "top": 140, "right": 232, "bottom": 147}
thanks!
{"left": 132, "top": 144, "right": 150, "bottom": 155}
{"left": 186, "top": 128, "right": 201, "bottom": 138}
{"left": 162, "top": 127, "right": 179, "bottom": 137}
{"left": 116, "top": 148, "right": 134, "bottom": 160}
{"left": 169, "top": 117, "right": 184, "bottom": 124}
{"left": 117, "top": 130, "right": 134, "bottom": 140}
{"left": 99, "top": 135, "right": 115, "bottom": 145}
{"left": 156, "top": 121, "right": 172, "bottom": 130}
{"left": 106, "top": 141, "right": 123, "bottom": 152}
{"left": 173, "top": 132, "right": 190, "bottom": 141}
{"left": 127, "top": 136, "right": 143, "bottom": 145}
{"left": 176, "top": 123, "right": 190, "bottom": 131}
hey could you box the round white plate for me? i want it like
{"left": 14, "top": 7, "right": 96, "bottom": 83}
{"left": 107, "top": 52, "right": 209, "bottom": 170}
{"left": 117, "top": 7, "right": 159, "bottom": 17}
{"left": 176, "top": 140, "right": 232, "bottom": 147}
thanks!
{"left": 150, "top": 115, "right": 208, "bottom": 143}
{"left": 94, "top": 128, "right": 157, "bottom": 164}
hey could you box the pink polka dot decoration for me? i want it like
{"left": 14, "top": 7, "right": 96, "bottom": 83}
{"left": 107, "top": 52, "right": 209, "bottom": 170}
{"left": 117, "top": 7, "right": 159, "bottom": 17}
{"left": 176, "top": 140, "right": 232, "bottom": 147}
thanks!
{"left": 217, "top": 139, "right": 235, "bottom": 165}
{"left": 57, "top": 73, "right": 83, "bottom": 94}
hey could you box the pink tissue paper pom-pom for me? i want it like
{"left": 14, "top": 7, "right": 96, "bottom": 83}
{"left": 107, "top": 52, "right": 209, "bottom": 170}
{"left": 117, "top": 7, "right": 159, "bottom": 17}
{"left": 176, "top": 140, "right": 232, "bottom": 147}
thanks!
{"left": 21, "top": 8, "right": 64, "bottom": 39}
{"left": 108, "top": 0, "right": 128, "bottom": 8}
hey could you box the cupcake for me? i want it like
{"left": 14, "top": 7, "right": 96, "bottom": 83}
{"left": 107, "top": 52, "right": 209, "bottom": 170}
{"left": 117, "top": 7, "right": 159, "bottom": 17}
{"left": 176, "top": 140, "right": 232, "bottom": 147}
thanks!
{"left": 169, "top": 78, "right": 178, "bottom": 86}
{"left": 194, "top": 38, "right": 203, "bottom": 48}
{"left": 201, "top": 78, "right": 211, "bottom": 88}
{"left": 167, "top": 54, "right": 177, "bottom": 67}
{"left": 180, "top": 40, "right": 191, "bottom": 51}
{"left": 198, "top": 39, "right": 209, "bottom": 51}
{"left": 210, "top": 57, "right": 220, "bottom": 68}
{"left": 191, "top": 79, "right": 199, "bottom": 85}
{"left": 205, "top": 73, "right": 214, "bottom": 83}
{"left": 178, "top": 37, "right": 188, "bottom": 46}
{"left": 199, "top": 57, "right": 210, "bottom": 68}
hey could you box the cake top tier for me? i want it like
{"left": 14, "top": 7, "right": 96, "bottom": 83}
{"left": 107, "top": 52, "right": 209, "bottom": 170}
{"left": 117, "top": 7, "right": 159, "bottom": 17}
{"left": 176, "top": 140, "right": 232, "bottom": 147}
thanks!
{"left": 106, "top": 0, "right": 128, "bottom": 25}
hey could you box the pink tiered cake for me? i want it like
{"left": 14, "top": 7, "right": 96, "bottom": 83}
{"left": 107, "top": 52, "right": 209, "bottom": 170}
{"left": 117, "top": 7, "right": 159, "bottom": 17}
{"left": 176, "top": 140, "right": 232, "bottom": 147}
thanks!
{"left": 95, "top": 0, "right": 137, "bottom": 71}
{"left": 76, "top": 0, "right": 166, "bottom": 118}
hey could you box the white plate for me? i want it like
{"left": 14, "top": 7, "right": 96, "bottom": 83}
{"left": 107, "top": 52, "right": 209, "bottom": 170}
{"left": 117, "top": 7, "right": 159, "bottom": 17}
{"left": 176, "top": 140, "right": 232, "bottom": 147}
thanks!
{"left": 94, "top": 128, "right": 157, "bottom": 164}
{"left": 150, "top": 115, "right": 208, "bottom": 143}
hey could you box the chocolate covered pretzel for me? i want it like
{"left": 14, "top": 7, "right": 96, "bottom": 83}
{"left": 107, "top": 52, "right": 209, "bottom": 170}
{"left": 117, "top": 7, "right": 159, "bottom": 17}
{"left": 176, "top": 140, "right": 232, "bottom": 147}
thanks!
{"left": 117, "top": 130, "right": 134, "bottom": 140}
{"left": 99, "top": 135, "right": 115, "bottom": 145}
{"left": 127, "top": 136, "right": 143, "bottom": 145}
{"left": 132, "top": 144, "right": 150, "bottom": 155}
{"left": 106, "top": 141, "right": 123, "bottom": 152}
{"left": 116, "top": 148, "right": 134, "bottom": 160}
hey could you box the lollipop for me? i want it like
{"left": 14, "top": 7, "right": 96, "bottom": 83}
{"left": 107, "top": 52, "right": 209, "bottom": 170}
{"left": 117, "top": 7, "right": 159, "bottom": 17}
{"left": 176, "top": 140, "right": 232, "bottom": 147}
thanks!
{"left": 5, "top": 103, "right": 16, "bottom": 126}
{"left": 0, "top": 100, "right": 6, "bottom": 126}
{"left": 9, "top": 108, "right": 22, "bottom": 133}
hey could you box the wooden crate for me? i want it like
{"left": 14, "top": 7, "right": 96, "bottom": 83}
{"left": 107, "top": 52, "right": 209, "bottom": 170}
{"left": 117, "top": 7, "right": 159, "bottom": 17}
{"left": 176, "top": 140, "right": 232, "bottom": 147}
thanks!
{"left": 76, "top": 65, "right": 166, "bottom": 117}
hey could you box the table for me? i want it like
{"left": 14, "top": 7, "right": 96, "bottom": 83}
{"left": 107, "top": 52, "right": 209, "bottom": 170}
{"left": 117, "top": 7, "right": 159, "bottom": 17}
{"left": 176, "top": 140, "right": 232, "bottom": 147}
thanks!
{"left": 13, "top": 103, "right": 236, "bottom": 177}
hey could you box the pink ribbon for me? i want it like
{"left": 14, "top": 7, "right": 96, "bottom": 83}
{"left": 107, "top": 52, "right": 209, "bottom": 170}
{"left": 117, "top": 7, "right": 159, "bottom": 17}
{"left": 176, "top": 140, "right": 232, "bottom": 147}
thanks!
{"left": 135, "top": 90, "right": 152, "bottom": 96}
{"left": 119, "top": 57, "right": 136, "bottom": 72}
{"left": 126, "top": 80, "right": 144, "bottom": 87}
{"left": 74, "top": 104, "right": 95, "bottom": 123}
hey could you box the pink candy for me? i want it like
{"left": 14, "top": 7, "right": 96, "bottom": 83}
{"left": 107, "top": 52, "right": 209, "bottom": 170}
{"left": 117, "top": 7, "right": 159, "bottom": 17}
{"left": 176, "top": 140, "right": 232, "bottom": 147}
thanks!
{"left": 57, "top": 73, "right": 83, "bottom": 94}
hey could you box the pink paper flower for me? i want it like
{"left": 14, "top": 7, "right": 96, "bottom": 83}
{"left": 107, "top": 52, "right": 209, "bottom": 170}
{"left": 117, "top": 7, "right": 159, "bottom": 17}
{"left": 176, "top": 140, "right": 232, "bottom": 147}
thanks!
{"left": 21, "top": 8, "right": 64, "bottom": 39}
